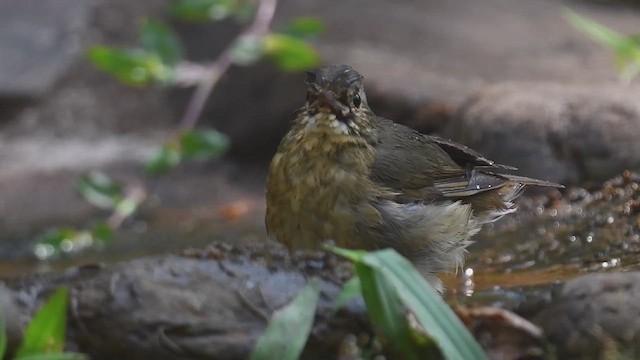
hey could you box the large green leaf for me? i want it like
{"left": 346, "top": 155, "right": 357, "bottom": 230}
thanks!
{"left": 361, "top": 249, "right": 488, "bottom": 360}
{"left": 141, "top": 19, "right": 183, "bottom": 66}
{"left": 16, "top": 288, "right": 69, "bottom": 357}
{"left": 355, "top": 263, "right": 422, "bottom": 360}
{"left": 263, "top": 34, "right": 320, "bottom": 71}
{"left": 250, "top": 279, "right": 320, "bottom": 360}
{"left": 332, "top": 276, "right": 361, "bottom": 312}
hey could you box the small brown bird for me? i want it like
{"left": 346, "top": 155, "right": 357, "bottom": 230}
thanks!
{"left": 265, "top": 65, "right": 562, "bottom": 290}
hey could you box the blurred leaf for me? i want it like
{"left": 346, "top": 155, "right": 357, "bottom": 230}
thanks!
{"left": 232, "top": 1, "right": 256, "bottom": 22}
{"left": 37, "top": 228, "right": 78, "bottom": 248}
{"left": 0, "top": 308, "right": 6, "bottom": 359}
{"left": 279, "top": 17, "right": 324, "bottom": 39}
{"left": 355, "top": 263, "right": 420, "bottom": 359}
{"left": 180, "top": 129, "right": 230, "bottom": 160}
{"left": 333, "top": 276, "right": 361, "bottom": 312}
{"left": 230, "top": 35, "right": 265, "bottom": 66}
{"left": 263, "top": 33, "right": 320, "bottom": 71}
{"left": 16, "top": 353, "right": 87, "bottom": 360}
{"left": 16, "top": 288, "right": 69, "bottom": 358}
{"left": 170, "top": 0, "right": 237, "bottom": 22}
{"left": 90, "top": 222, "right": 114, "bottom": 244}
{"left": 250, "top": 279, "right": 320, "bottom": 360}
{"left": 87, "top": 46, "right": 168, "bottom": 86}
{"left": 76, "top": 172, "right": 122, "bottom": 209}
{"left": 141, "top": 19, "right": 183, "bottom": 66}
{"left": 565, "top": 9, "right": 640, "bottom": 83}
{"left": 361, "top": 249, "right": 488, "bottom": 360}
{"left": 114, "top": 197, "right": 140, "bottom": 220}
{"left": 145, "top": 144, "right": 182, "bottom": 175}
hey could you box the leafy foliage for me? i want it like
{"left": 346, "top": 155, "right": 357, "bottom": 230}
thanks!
{"left": 88, "top": 47, "right": 164, "bottom": 86}
{"left": 263, "top": 34, "right": 320, "bottom": 71}
{"left": 141, "top": 18, "right": 183, "bottom": 66}
{"left": 145, "top": 129, "right": 230, "bottom": 174}
{"left": 10, "top": 288, "right": 87, "bottom": 360}
{"left": 76, "top": 172, "right": 122, "bottom": 209}
{"left": 331, "top": 247, "right": 489, "bottom": 360}
{"left": 170, "top": 0, "right": 254, "bottom": 22}
{"left": 565, "top": 10, "right": 640, "bottom": 83}
{"left": 279, "top": 17, "right": 324, "bottom": 39}
{"left": 250, "top": 279, "right": 320, "bottom": 360}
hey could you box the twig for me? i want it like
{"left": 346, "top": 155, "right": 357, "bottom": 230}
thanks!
{"left": 176, "top": 0, "right": 279, "bottom": 132}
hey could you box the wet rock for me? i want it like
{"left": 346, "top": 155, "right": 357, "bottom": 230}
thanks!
{"left": 449, "top": 83, "right": 640, "bottom": 184}
{"left": 533, "top": 272, "right": 640, "bottom": 359}
{"left": 2, "top": 243, "right": 371, "bottom": 360}
{"left": 0, "top": 242, "right": 558, "bottom": 360}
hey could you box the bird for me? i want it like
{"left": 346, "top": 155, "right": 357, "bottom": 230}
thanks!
{"left": 265, "top": 65, "right": 563, "bottom": 290}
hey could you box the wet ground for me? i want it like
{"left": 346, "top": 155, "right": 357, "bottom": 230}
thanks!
{"left": 3, "top": 165, "right": 639, "bottom": 315}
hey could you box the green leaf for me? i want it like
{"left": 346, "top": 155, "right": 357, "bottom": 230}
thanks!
{"left": 355, "top": 263, "right": 420, "bottom": 359}
{"left": 361, "top": 250, "right": 488, "bottom": 360}
{"left": 144, "top": 144, "right": 182, "bottom": 175}
{"left": 170, "top": 0, "right": 237, "bottom": 22}
{"left": 333, "top": 276, "right": 361, "bottom": 312}
{"left": 16, "top": 353, "right": 87, "bottom": 360}
{"left": 230, "top": 35, "right": 265, "bottom": 66}
{"left": 87, "top": 46, "right": 167, "bottom": 86}
{"left": 36, "top": 229, "right": 78, "bottom": 248}
{"left": 180, "top": 129, "right": 230, "bottom": 160}
{"left": 263, "top": 33, "right": 321, "bottom": 71}
{"left": 16, "top": 288, "right": 69, "bottom": 358}
{"left": 280, "top": 17, "right": 324, "bottom": 39}
{"left": 564, "top": 9, "right": 640, "bottom": 83}
{"left": 76, "top": 172, "right": 122, "bottom": 209}
{"left": 141, "top": 19, "right": 183, "bottom": 66}
{"left": 90, "top": 222, "right": 114, "bottom": 244}
{"left": 250, "top": 279, "right": 320, "bottom": 360}
{"left": 0, "top": 307, "right": 6, "bottom": 359}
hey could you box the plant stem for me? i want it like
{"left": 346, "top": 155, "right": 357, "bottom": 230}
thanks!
{"left": 177, "top": 0, "right": 279, "bottom": 132}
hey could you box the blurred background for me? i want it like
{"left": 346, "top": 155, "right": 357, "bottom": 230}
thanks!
{"left": 1, "top": 0, "right": 640, "bottom": 289}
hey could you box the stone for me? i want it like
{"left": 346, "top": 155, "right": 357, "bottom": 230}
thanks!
{"left": 533, "top": 272, "right": 640, "bottom": 359}
{"left": 447, "top": 83, "right": 640, "bottom": 184}
{"left": 0, "top": 0, "right": 95, "bottom": 99}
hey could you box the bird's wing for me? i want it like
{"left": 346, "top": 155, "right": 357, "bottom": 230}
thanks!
{"left": 370, "top": 118, "right": 561, "bottom": 201}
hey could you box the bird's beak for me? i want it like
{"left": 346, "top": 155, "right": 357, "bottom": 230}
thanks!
{"left": 310, "top": 90, "right": 350, "bottom": 117}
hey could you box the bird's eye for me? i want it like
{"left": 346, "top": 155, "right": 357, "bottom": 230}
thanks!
{"left": 353, "top": 94, "right": 361, "bottom": 108}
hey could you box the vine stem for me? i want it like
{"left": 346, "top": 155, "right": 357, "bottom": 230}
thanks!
{"left": 176, "top": 0, "right": 279, "bottom": 132}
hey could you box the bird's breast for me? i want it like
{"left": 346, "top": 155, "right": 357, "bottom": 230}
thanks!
{"left": 265, "top": 123, "right": 385, "bottom": 249}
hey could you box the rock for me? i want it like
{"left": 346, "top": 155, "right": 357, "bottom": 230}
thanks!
{"left": 1, "top": 242, "right": 560, "bottom": 359}
{"left": 0, "top": 0, "right": 95, "bottom": 100}
{"left": 448, "top": 83, "right": 640, "bottom": 184}
{"left": 181, "top": 0, "right": 640, "bottom": 158}
{"left": 533, "top": 272, "right": 640, "bottom": 359}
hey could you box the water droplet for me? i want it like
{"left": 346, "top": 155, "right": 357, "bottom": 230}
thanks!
{"left": 464, "top": 268, "right": 474, "bottom": 276}
{"left": 569, "top": 235, "right": 577, "bottom": 242}
{"left": 60, "top": 239, "right": 74, "bottom": 252}
{"left": 34, "top": 244, "right": 55, "bottom": 260}
{"left": 607, "top": 216, "right": 615, "bottom": 224}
